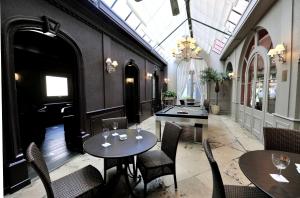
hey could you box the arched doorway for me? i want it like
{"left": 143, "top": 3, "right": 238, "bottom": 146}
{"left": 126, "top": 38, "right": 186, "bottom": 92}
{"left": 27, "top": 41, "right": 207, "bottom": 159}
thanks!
{"left": 152, "top": 70, "right": 160, "bottom": 112}
{"left": 14, "top": 29, "right": 81, "bottom": 176}
{"left": 238, "top": 28, "right": 277, "bottom": 140}
{"left": 2, "top": 17, "right": 88, "bottom": 190}
{"left": 125, "top": 60, "right": 140, "bottom": 123}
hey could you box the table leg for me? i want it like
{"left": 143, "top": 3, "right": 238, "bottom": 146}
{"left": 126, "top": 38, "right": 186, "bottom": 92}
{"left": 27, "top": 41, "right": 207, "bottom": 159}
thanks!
{"left": 202, "top": 124, "right": 208, "bottom": 144}
{"left": 194, "top": 124, "right": 202, "bottom": 143}
{"left": 123, "top": 159, "right": 141, "bottom": 198}
{"left": 156, "top": 120, "right": 161, "bottom": 142}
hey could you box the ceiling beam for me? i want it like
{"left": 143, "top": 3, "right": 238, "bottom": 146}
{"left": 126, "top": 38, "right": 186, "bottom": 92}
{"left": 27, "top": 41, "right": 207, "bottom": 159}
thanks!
{"left": 191, "top": 18, "right": 232, "bottom": 36}
{"left": 220, "top": 0, "right": 278, "bottom": 60}
{"left": 185, "top": 0, "right": 193, "bottom": 38}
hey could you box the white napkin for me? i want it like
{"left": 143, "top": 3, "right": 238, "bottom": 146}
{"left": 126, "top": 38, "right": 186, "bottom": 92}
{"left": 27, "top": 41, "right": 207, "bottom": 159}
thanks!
{"left": 119, "top": 134, "right": 127, "bottom": 140}
{"left": 136, "top": 135, "right": 143, "bottom": 140}
{"left": 112, "top": 132, "right": 119, "bottom": 136}
{"left": 270, "top": 174, "right": 289, "bottom": 183}
{"left": 295, "top": 163, "right": 300, "bottom": 174}
{"left": 102, "top": 142, "right": 111, "bottom": 147}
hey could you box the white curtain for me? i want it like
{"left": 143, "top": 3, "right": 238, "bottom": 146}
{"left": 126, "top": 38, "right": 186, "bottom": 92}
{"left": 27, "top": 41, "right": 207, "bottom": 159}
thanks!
{"left": 192, "top": 59, "right": 208, "bottom": 104}
{"left": 176, "top": 61, "right": 190, "bottom": 99}
{"left": 177, "top": 59, "right": 208, "bottom": 104}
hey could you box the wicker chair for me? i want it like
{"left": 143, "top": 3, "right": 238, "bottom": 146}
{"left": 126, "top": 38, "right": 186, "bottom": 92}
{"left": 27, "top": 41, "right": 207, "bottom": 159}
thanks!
{"left": 101, "top": 117, "right": 134, "bottom": 182}
{"left": 203, "top": 139, "right": 268, "bottom": 198}
{"left": 263, "top": 127, "right": 300, "bottom": 154}
{"left": 137, "top": 122, "right": 183, "bottom": 197}
{"left": 26, "top": 142, "right": 104, "bottom": 198}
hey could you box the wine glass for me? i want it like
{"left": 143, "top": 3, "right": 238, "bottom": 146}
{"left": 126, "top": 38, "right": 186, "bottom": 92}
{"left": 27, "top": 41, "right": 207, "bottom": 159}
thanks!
{"left": 136, "top": 124, "right": 142, "bottom": 139}
{"left": 102, "top": 128, "right": 110, "bottom": 144}
{"left": 272, "top": 153, "right": 290, "bottom": 175}
{"left": 112, "top": 122, "right": 119, "bottom": 136}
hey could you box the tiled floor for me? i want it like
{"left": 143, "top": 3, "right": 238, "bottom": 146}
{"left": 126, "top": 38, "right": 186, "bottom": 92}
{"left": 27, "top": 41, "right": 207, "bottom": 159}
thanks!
{"left": 5, "top": 115, "right": 263, "bottom": 198}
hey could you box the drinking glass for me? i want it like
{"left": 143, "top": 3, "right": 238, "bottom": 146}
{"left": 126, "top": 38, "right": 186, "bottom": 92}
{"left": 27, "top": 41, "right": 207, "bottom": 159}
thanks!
{"left": 112, "top": 122, "right": 119, "bottom": 136}
{"left": 102, "top": 128, "right": 110, "bottom": 144}
{"left": 112, "top": 122, "right": 118, "bottom": 130}
{"left": 136, "top": 124, "right": 142, "bottom": 139}
{"left": 272, "top": 153, "right": 290, "bottom": 175}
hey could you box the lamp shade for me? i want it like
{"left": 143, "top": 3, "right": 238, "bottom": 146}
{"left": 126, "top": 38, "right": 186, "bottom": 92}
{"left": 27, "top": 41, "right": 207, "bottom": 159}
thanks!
{"left": 275, "top": 44, "right": 286, "bottom": 53}
{"left": 267, "top": 49, "right": 277, "bottom": 57}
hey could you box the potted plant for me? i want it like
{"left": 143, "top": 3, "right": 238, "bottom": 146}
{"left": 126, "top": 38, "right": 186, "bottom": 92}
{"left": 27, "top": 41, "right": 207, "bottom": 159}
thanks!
{"left": 163, "top": 90, "right": 177, "bottom": 105}
{"left": 200, "top": 68, "right": 221, "bottom": 114}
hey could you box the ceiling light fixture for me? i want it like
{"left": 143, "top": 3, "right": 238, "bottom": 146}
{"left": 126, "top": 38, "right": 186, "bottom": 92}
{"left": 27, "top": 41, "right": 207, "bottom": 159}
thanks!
{"left": 172, "top": 36, "right": 202, "bottom": 60}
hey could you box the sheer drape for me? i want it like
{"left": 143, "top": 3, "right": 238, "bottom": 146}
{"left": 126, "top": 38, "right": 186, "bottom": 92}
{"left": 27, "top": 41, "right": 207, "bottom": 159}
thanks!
{"left": 176, "top": 61, "right": 190, "bottom": 99}
{"left": 192, "top": 59, "right": 208, "bottom": 104}
{"left": 177, "top": 59, "right": 208, "bottom": 104}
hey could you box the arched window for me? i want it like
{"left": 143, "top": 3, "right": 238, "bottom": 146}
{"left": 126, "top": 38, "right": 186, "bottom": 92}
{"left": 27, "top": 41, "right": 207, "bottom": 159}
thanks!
{"left": 240, "top": 28, "right": 277, "bottom": 113}
{"left": 240, "top": 36, "right": 254, "bottom": 105}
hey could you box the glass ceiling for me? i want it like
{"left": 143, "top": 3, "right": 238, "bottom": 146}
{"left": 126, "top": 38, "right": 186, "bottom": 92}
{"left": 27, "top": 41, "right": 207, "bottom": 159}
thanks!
{"left": 92, "top": 0, "right": 252, "bottom": 62}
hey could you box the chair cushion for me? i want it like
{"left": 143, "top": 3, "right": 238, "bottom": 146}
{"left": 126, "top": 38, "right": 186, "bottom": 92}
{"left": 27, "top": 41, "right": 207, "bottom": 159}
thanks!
{"left": 224, "top": 185, "right": 269, "bottom": 198}
{"left": 52, "top": 165, "right": 103, "bottom": 198}
{"left": 138, "top": 150, "right": 173, "bottom": 168}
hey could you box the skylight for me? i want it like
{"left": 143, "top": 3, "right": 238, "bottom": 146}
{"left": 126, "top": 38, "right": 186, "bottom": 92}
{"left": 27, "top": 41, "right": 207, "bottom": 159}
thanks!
{"left": 93, "top": 0, "right": 252, "bottom": 59}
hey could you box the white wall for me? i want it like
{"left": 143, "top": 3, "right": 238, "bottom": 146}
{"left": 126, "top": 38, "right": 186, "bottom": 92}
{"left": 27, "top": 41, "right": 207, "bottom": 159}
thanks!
{"left": 225, "top": 0, "right": 300, "bottom": 128}
{"left": 0, "top": 0, "right": 4, "bottom": 194}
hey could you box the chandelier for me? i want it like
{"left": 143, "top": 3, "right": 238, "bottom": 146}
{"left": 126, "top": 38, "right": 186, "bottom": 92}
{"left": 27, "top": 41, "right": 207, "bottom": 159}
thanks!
{"left": 172, "top": 36, "right": 202, "bottom": 60}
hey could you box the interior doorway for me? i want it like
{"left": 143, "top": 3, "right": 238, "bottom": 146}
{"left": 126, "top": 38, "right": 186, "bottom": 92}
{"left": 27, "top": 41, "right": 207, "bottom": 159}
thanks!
{"left": 125, "top": 60, "right": 140, "bottom": 123}
{"left": 152, "top": 71, "right": 160, "bottom": 112}
{"left": 13, "top": 30, "right": 79, "bottom": 176}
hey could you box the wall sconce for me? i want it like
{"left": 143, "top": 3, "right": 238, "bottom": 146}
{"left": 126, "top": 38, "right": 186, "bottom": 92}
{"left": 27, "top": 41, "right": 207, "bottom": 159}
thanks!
{"left": 15, "top": 73, "right": 21, "bottom": 81}
{"left": 106, "top": 58, "right": 118, "bottom": 73}
{"left": 268, "top": 43, "right": 286, "bottom": 63}
{"left": 164, "top": 78, "right": 170, "bottom": 83}
{"left": 146, "top": 73, "right": 153, "bottom": 79}
{"left": 228, "top": 72, "right": 235, "bottom": 79}
{"left": 126, "top": 78, "right": 134, "bottom": 84}
{"left": 42, "top": 16, "right": 60, "bottom": 37}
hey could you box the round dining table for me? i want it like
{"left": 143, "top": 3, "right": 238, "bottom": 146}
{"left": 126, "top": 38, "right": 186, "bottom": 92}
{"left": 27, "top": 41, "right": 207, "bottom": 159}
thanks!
{"left": 83, "top": 129, "right": 157, "bottom": 197}
{"left": 239, "top": 150, "right": 300, "bottom": 198}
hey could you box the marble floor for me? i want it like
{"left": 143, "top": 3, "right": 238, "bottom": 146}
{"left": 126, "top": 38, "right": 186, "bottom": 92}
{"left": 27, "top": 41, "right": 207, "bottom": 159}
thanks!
{"left": 5, "top": 115, "right": 263, "bottom": 198}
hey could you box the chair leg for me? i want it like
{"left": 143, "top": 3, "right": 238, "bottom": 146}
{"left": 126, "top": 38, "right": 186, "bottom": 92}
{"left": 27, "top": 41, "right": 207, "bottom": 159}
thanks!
{"left": 104, "top": 168, "right": 107, "bottom": 184}
{"left": 144, "top": 182, "right": 147, "bottom": 198}
{"left": 173, "top": 165, "right": 177, "bottom": 189}
{"left": 173, "top": 173, "right": 177, "bottom": 189}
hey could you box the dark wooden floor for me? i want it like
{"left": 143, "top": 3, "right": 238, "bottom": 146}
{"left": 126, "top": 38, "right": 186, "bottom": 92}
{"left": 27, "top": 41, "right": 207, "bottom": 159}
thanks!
{"left": 28, "top": 124, "right": 77, "bottom": 178}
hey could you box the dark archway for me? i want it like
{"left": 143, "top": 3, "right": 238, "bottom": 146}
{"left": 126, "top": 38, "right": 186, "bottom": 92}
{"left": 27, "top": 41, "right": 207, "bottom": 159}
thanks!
{"left": 14, "top": 30, "right": 80, "bottom": 176}
{"left": 225, "top": 62, "right": 233, "bottom": 114}
{"left": 226, "top": 62, "right": 233, "bottom": 73}
{"left": 2, "top": 17, "right": 88, "bottom": 193}
{"left": 125, "top": 60, "right": 140, "bottom": 123}
{"left": 152, "top": 71, "right": 160, "bottom": 112}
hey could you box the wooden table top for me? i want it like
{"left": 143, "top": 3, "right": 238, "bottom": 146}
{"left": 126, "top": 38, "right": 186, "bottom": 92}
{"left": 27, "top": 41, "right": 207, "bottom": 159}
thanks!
{"left": 239, "top": 150, "right": 300, "bottom": 198}
{"left": 83, "top": 129, "right": 157, "bottom": 159}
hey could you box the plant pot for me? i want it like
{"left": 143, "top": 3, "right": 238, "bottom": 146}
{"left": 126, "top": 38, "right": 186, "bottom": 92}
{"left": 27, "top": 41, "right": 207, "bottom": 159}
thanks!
{"left": 211, "top": 105, "right": 220, "bottom": 115}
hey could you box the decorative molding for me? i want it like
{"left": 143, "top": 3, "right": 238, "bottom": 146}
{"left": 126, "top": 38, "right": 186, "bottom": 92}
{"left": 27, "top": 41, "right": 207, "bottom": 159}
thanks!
{"left": 273, "top": 113, "right": 300, "bottom": 122}
{"left": 265, "top": 121, "right": 273, "bottom": 127}
{"left": 141, "top": 100, "right": 152, "bottom": 104}
{"left": 86, "top": 105, "right": 125, "bottom": 116}
{"left": 275, "top": 120, "right": 291, "bottom": 129}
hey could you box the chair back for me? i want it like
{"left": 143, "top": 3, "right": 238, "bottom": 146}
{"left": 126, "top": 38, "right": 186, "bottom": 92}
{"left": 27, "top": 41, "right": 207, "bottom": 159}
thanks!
{"left": 26, "top": 142, "right": 54, "bottom": 198}
{"left": 161, "top": 122, "right": 182, "bottom": 162}
{"left": 102, "top": 117, "right": 128, "bottom": 130}
{"left": 203, "top": 139, "right": 226, "bottom": 198}
{"left": 263, "top": 127, "right": 300, "bottom": 154}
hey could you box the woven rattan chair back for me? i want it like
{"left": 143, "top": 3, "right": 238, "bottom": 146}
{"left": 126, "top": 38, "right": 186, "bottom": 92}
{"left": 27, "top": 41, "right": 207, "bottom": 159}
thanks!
{"left": 26, "top": 142, "right": 55, "bottom": 198}
{"left": 263, "top": 127, "right": 300, "bottom": 154}
{"left": 102, "top": 117, "right": 128, "bottom": 130}
{"left": 203, "top": 139, "right": 226, "bottom": 198}
{"left": 161, "top": 122, "right": 182, "bottom": 162}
